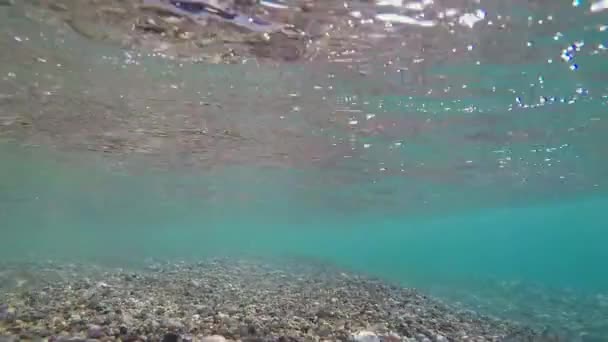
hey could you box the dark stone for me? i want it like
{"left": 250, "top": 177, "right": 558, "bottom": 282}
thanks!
{"left": 277, "top": 337, "right": 301, "bottom": 342}
{"left": 247, "top": 325, "right": 257, "bottom": 335}
{"left": 33, "top": 327, "right": 52, "bottom": 337}
{"left": 315, "top": 309, "right": 335, "bottom": 319}
{"left": 316, "top": 325, "right": 332, "bottom": 338}
{"left": 162, "top": 332, "right": 180, "bottom": 342}
{"left": 195, "top": 306, "right": 210, "bottom": 315}
{"left": 27, "top": 310, "right": 46, "bottom": 321}
{"left": 334, "top": 332, "right": 350, "bottom": 342}
{"left": 239, "top": 325, "right": 250, "bottom": 337}
{"left": 119, "top": 326, "right": 128, "bottom": 335}
{"left": 0, "top": 305, "right": 14, "bottom": 322}
{"left": 343, "top": 321, "right": 351, "bottom": 330}
{"left": 19, "top": 332, "right": 36, "bottom": 340}
{"left": 0, "top": 305, "right": 8, "bottom": 321}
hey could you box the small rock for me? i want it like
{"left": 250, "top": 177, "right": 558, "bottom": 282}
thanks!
{"left": 434, "top": 335, "right": 447, "bottom": 342}
{"left": 87, "top": 324, "right": 104, "bottom": 338}
{"left": 162, "top": 333, "right": 180, "bottom": 342}
{"left": 380, "top": 333, "right": 401, "bottom": 342}
{"left": 32, "top": 327, "right": 52, "bottom": 337}
{"left": 352, "top": 331, "right": 380, "bottom": 342}
{"left": 242, "top": 338, "right": 265, "bottom": 342}
{"left": 277, "top": 337, "right": 301, "bottom": 342}
{"left": 122, "top": 313, "right": 135, "bottom": 326}
{"left": 163, "top": 318, "right": 185, "bottom": 330}
{"left": 201, "top": 335, "right": 227, "bottom": 342}
{"left": 316, "top": 309, "right": 335, "bottom": 319}
{"left": 0, "top": 304, "right": 8, "bottom": 320}
{"left": 194, "top": 305, "right": 210, "bottom": 315}
{"left": 0, "top": 306, "right": 16, "bottom": 322}
{"left": 316, "top": 322, "right": 332, "bottom": 337}
{"left": 415, "top": 334, "right": 426, "bottom": 341}
{"left": 119, "top": 326, "right": 128, "bottom": 335}
{"left": 0, "top": 336, "right": 18, "bottom": 342}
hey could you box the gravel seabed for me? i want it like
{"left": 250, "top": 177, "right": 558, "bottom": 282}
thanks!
{"left": 0, "top": 259, "right": 563, "bottom": 342}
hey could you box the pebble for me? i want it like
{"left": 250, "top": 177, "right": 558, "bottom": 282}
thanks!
{"left": 164, "top": 318, "right": 185, "bottom": 330}
{"left": 0, "top": 304, "right": 8, "bottom": 320}
{"left": 435, "top": 335, "right": 447, "bottom": 342}
{"left": 201, "top": 335, "right": 227, "bottom": 342}
{"left": 0, "top": 259, "right": 559, "bottom": 342}
{"left": 0, "top": 305, "right": 15, "bottom": 322}
{"left": 119, "top": 326, "right": 128, "bottom": 335}
{"left": 0, "top": 337, "right": 18, "bottom": 342}
{"left": 381, "top": 333, "right": 401, "bottom": 342}
{"left": 352, "top": 331, "right": 380, "bottom": 342}
{"left": 162, "top": 332, "right": 180, "bottom": 342}
{"left": 415, "top": 334, "right": 428, "bottom": 342}
{"left": 87, "top": 324, "right": 104, "bottom": 338}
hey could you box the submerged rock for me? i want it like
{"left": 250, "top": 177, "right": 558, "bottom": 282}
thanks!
{"left": 0, "top": 305, "right": 15, "bottom": 322}
{"left": 201, "top": 335, "right": 227, "bottom": 342}
{"left": 87, "top": 324, "right": 105, "bottom": 339}
{"left": 434, "top": 334, "right": 448, "bottom": 342}
{"left": 0, "top": 304, "right": 8, "bottom": 320}
{"left": 0, "top": 259, "right": 568, "bottom": 341}
{"left": 0, "top": 336, "right": 18, "bottom": 342}
{"left": 352, "top": 331, "right": 380, "bottom": 342}
{"left": 162, "top": 332, "right": 180, "bottom": 342}
{"left": 163, "top": 317, "right": 185, "bottom": 330}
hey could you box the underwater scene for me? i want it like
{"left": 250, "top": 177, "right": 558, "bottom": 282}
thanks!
{"left": 1, "top": 0, "right": 608, "bottom": 341}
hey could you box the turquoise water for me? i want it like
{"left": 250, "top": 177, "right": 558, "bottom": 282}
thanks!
{"left": 2, "top": 143, "right": 607, "bottom": 290}
{"left": 1, "top": 0, "right": 608, "bottom": 337}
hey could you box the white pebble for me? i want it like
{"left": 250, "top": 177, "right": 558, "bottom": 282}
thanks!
{"left": 201, "top": 335, "right": 227, "bottom": 342}
{"left": 352, "top": 331, "right": 380, "bottom": 342}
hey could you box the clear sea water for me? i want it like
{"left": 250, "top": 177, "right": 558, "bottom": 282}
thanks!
{"left": 1, "top": 0, "right": 608, "bottom": 337}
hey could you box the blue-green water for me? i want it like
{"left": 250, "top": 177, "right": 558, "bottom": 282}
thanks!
{"left": 1, "top": 0, "right": 608, "bottom": 337}
{"left": 2, "top": 143, "right": 607, "bottom": 289}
